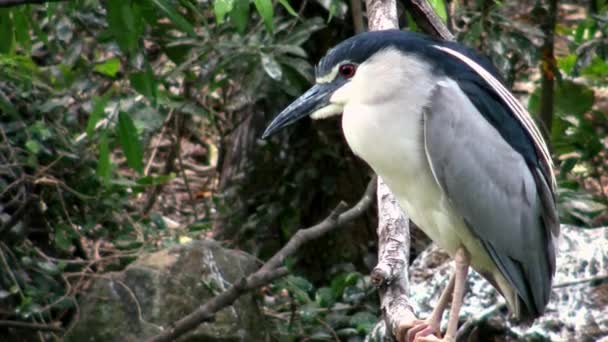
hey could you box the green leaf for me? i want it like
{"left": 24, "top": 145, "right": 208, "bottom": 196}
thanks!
{"left": 37, "top": 261, "right": 60, "bottom": 275}
{"left": 529, "top": 80, "right": 594, "bottom": 118}
{"left": 279, "top": 0, "right": 298, "bottom": 16}
{"left": 315, "top": 287, "right": 335, "bottom": 308}
{"left": 25, "top": 140, "right": 40, "bottom": 154}
{"left": 260, "top": 53, "right": 282, "bottom": 80}
{"left": 213, "top": 0, "right": 234, "bottom": 24}
{"left": 94, "top": 57, "right": 121, "bottom": 78}
{"left": 150, "top": 0, "right": 197, "bottom": 36}
{"left": 557, "top": 54, "right": 576, "bottom": 76}
{"left": 116, "top": 111, "right": 144, "bottom": 174}
{"left": 428, "top": 0, "right": 447, "bottom": 23}
{"left": 349, "top": 311, "right": 377, "bottom": 334}
{"left": 97, "top": 131, "right": 112, "bottom": 184}
{"left": 581, "top": 57, "right": 608, "bottom": 80}
{"left": 0, "top": 9, "right": 14, "bottom": 54}
{"left": 86, "top": 94, "right": 110, "bottom": 137}
{"left": 136, "top": 173, "right": 175, "bottom": 186}
{"left": 12, "top": 8, "right": 31, "bottom": 53}
{"left": 229, "top": 0, "right": 250, "bottom": 34}
{"left": 130, "top": 62, "right": 157, "bottom": 105}
{"left": 54, "top": 224, "right": 74, "bottom": 252}
{"left": 299, "top": 302, "right": 319, "bottom": 323}
{"left": 105, "top": 0, "right": 143, "bottom": 55}
{"left": 274, "top": 44, "right": 308, "bottom": 58}
{"left": 254, "top": 0, "right": 274, "bottom": 33}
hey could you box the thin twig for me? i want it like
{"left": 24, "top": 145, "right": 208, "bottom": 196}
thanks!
{"left": 0, "top": 320, "right": 63, "bottom": 332}
{"left": 144, "top": 110, "right": 174, "bottom": 176}
{"left": 403, "top": 0, "right": 454, "bottom": 40}
{"left": 0, "top": 0, "right": 65, "bottom": 7}
{"left": 147, "top": 177, "right": 377, "bottom": 342}
{"left": 553, "top": 274, "right": 608, "bottom": 288}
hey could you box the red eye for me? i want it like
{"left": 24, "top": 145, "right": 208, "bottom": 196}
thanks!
{"left": 338, "top": 63, "right": 356, "bottom": 78}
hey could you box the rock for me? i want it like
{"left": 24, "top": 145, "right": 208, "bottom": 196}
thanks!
{"left": 66, "top": 239, "right": 267, "bottom": 342}
{"left": 409, "top": 226, "right": 608, "bottom": 341}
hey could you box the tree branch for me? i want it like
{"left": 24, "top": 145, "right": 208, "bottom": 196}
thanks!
{"left": 0, "top": 0, "right": 65, "bottom": 8}
{"left": 363, "top": 1, "right": 417, "bottom": 340}
{"left": 147, "top": 177, "right": 377, "bottom": 342}
{"left": 364, "top": 1, "right": 455, "bottom": 340}
{"left": 350, "top": 0, "right": 366, "bottom": 33}
{"left": 0, "top": 320, "right": 63, "bottom": 332}
{"left": 538, "top": 0, "right": 558, "bottom": 140}
{"left": 403, "top": 0, "right": 454, "bottom": 40}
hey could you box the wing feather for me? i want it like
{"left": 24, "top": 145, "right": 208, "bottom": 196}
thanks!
{"left": 423, "top": 80, "right": 557, "bottom": 318}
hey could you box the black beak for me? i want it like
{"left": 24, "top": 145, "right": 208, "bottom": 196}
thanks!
{"left": 262, "top": 82, "right": 341, "bottom": 139}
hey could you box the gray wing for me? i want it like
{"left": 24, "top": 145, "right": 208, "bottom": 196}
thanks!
{"left": 423, "top": 80, "right": 557, "bottom": 318}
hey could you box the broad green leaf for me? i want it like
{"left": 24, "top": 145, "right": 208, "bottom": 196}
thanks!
{"left": 37, "top": 261, "right": 60, "bottom": 275}
{"left": 260, "top": 53, "right": 282, "bottom": 80}
{"left": 94, "top": 57, "right": 121, "bottom": 77}
{"left": 529, "top": 80, "right": 594, "bottom": 118}
{"left": 130, "top": 62, "right": 157, "bottom": 105}
{"left": 12, "top": 8, "right": 31, "bottom": 53}
{"left": 97, "top": 130, "right": 112, "bottom": 184}
{"left": 25, "top": 140, "right": 40, "bottom": 154}
{"left": 428, "top": 0, "right": 447, "bottom": 23}
{"left": 279, "top": 0, "right": 298, "bottom": 16}
{"left": 116, "top": 111, "right": 143, "bottom": 174}
{"left": 581, "top": 57, "right": 608, "bottom": 80}
{"left": 86, "top": 93, "right": 110, "bottom": 137}
{"left": 349, "top": 311, "right": 377, "bottom": 334}
{"left": 557, "top": 54, "right": 576, "bottom": 76}
{"left": 150, "top": 0, "right": 197, "bottom": 36}
{"left": 213, "top": 0, "right": 234, "bottom": 24}
{"left": 229, "top": 0, "right": 249, "bottom": 34}
{"left": 54, "top": 224, "right": 74, "bottom": 252}
{"left": 0, "top": 9, "right": 14, "bottom": 54}
{"left": 274, "top": 44, "right": 307, "bottom": 58}
{"left": 254, "top": 0, "right": 274, "bottom": 33}
{"left": 315, "top": 287, "right": 335, "bottom": 308}
{"left": 105, "top": 0, "right": 143, "bottom": 54}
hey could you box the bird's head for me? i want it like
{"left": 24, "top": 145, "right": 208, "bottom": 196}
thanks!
{"left": 262, "top": 30, "right": 412, "bottom": 138}
{"left": 261, "top": 29, "right": 502, "bottom": 139}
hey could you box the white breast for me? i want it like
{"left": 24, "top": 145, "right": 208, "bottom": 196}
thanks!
{"left": 339, "top": 49, "right": 506, "bottom": 280}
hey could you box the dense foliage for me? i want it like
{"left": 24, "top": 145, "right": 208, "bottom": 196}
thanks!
{"left": 0, "top": 0, "right": 606, "bottom": 340}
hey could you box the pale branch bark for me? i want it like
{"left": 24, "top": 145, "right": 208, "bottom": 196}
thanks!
{"left": 403, "top": 0, "right": 454, "bottom": 41}
{"left": 366, "top": 0, "right": 398, "bottom": 30}
{"left": 147, "top": 177, "right": 377, "bottom": 342}
{"left": 0, "top": 0, "right": 65, "bottom": 7}
{"left": 371, "top": 179, "right": 409, "bottom": 285}
{"left": 364, "top": 0, "right": 416, "bottom": 340}
{"left": 373, "top": 179, "right": 417, "bottom": 341}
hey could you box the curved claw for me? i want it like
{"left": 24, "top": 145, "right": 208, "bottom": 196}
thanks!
{"left": 396, "top": 320, "right": 440, "bottom": 342}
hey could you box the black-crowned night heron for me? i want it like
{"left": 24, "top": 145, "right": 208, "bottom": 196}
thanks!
{"left": 262, "top": 30, "right": 559, "bottom": 342}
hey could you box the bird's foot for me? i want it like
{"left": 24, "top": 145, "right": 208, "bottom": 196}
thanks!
{"left": 396, "top": 319, "right": 440, "bottom": 342}
{"left": 414, "top": 335, "right": 454, "bottom": 342}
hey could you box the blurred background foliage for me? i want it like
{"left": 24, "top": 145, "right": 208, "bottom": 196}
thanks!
{"left": 0, "top": 0, "right": 606, "bottom": 340}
